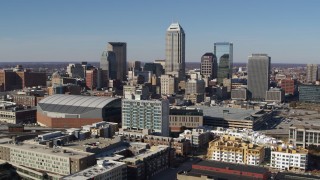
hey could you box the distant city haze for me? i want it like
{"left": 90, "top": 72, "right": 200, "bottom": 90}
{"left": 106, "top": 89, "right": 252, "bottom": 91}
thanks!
{"left": 0, "top": 1, "right": 319, "bottom": 63}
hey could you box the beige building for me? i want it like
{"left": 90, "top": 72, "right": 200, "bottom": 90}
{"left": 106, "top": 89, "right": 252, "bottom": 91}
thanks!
{"left": 169, "top": 108, "right": 203, "bottom": 133}
{"left": 160, "top": 74, "right": 176, "bottom": 95}
{"left": 0, "top": 143, "right": 95, "bottom": 176}
{"left": 207, "top": 135, "right": 265, "bottom": 166}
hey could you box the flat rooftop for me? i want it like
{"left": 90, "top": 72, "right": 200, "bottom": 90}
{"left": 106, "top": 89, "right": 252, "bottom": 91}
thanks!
{"left": 122, "top": 145, "right": 169, "bottom": 163}
{"left": 194, "top": 160, "right": 269, "bottom": 174}
{"left": 63, "top": 137, "right": 123, "bottom": 152}
{"left": 62, "top": 160, "right": 125, "bottom": 180}
{"left": 0, "top": 143, "right": 92, "bottom": 159}
{"left": 193, "top": 106, "right": 259, "bottom": 120}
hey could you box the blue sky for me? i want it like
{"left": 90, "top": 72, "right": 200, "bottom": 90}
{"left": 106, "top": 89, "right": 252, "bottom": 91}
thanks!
{"left": 0, "top": 0, "right": 319, "bottom": 63}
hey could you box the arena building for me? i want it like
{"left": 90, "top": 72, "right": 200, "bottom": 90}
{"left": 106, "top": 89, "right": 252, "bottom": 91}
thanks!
{"left": 37, "top": 95, "right": 121, "bottom": 128}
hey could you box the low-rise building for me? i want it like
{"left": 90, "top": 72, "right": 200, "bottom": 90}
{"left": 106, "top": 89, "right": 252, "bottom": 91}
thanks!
{"left": 270, "top": 145, "right": 308, "bottom": 171}
{"left": 116, "top": 128, "right": 191, "bottom": 156}
{"left": 0, "top": 101, "right": 36, "bottom": 124}
{"left": 196, "top": 106, "right": 272, "bottom": 130}
{"left": 122, "top": 145, "right": 170, "bottom": 180}
{"left": 179, "top": 127, "right": 213, "bottom": 149}
{"left": 207, "top": 135, "right": 265, "bottom": 166}
{"left": 231, "top": 88, "right": 247, "bottom": 101}
{"left": 289, "top": 125, "right": 320, "bottom": 148}
{"left": 299, "top": 85, "right": 320, "bottom": 103}
{"left": 265, "top": 88, "right": 285, "bottom": 103}
{"left": 169, "top": 107, "right": 203, "bottom": 133}
{"left": 0, "top": 143, "right": 96, "bottom": 176}
{"left": 62, "top": 160, "right": 127, "bottom": 180}
{"left": 177, "top": 160, "right": 271, "bottom": 180}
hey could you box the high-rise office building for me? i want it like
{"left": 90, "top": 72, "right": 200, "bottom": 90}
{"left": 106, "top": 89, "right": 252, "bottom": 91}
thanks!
{"left": 215, "top": 42, "right": 233, "bottom": 84}
{"left": 100, "top": 50, "right": 116, "bottom": 87}
{"left": 165, "top": 22, "right": 185, "bottom": 81}
{"left": 247, "top": 54, "right": 271, "bottom": 100}
{"left": 306, "top": 64, "right": 318, "bottom": 83}
{"left": 200, "top": 53, "right": 217, "bottom": 79}
{"left": 122, "top": 99, "right": 170, "bottom": 136}
{"left": 107, "top": 42, "right": 127, "bottom": 81}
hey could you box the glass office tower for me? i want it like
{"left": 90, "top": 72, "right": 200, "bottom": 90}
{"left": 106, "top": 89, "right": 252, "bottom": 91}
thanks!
{"left": 215, "top": 42, "right": 233, "bottom": 84}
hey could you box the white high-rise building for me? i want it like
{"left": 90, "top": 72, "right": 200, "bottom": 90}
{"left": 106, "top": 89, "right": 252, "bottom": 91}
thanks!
{"left": 165, "top": 22, "right": 185, "bottom": 81}
{"left": 306, "top": 64, "right": 318, "bottom": 83}
{"left": 122, "top": 99, "right": 170, "bottom": 137}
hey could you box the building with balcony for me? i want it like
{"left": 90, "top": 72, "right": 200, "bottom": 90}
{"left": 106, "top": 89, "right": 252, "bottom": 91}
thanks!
{"left": 207, "top": 135, "right": 265, "bottom": 166}
{"left": 270, "top": 145, "right": 308, "bottom": 171}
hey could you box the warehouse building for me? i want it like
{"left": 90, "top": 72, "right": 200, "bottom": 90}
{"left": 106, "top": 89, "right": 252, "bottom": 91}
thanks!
{"left": 195, "top": 106, "right": 272, "bottom": 130}
{"left": 37, "top": 95, "right": 121, "bottom": 128}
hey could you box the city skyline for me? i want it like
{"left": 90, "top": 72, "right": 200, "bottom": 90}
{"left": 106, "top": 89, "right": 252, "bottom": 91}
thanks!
{"left": 1, "top": 1, "right": 320, "bottom": 63}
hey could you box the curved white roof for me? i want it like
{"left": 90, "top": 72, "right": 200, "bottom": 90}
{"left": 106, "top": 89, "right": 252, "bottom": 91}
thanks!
{"left": 38, "top": 94, "right": 120, "bottom": 114}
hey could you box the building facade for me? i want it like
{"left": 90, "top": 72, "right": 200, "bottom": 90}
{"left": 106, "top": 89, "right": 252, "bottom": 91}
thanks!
{"left": 299, "top": 85, "right": 320, "bottom": 103}
{"left": 160, "top": 74, "right": 176, "bottom": 95}
{"left": 0, "top": 70, "right": 46, "bottom": 92}
{"left": 231, "top": 88, "right": 247, "bottom": 100}
{"left": 306, "top": 64, "right": 318, "bottom": 83}
{"left": 247, "top": 54, "right": 271, "bottom": 100}
{"left": 165, "top": 23, "right": 185, "bottom": 81}
{"left": 207, "top": 135, "right": 265, "bottom": 166}
{"left": 265, "top": 88, "right": 285, "bottom": 103}
{"left": 289, "top": 125, "right": 320, "bottom": 148}
{"left": 107, "top": 42, "right": 127, "bottom": 81}
{"left": 122, "top": 99, "right": 170, "bottom": 136}
{"left": 270, "top": 145, "right": 308, "bottom": 171}
{"left": 0, "top": 143, "right": 96, "bottom": 176}
{"left": 281, "top": 79, "right": 296, "bottom": 95}
{"left": 215, "top": 42, "right": 233, "bottom": 84}
{"left": 169, "top": 108, "right": 203, "bottom": 133}
{"left": 200, "top": 53, "right": 217, "bottom": 80}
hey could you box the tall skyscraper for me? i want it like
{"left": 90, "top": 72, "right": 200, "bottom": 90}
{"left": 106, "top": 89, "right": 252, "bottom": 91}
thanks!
{"left": 215, "top": 42, "right": 233, "bottom": 84}
{"left": 247, "top": 54, "right": 271, "bottom": 100}
{"left": 165, "top": 22, "right": 185, "bottom": 81}
{"left": 200, "top": 53, "right": 217, "bottom": 79}
{"left": 306, "top": 64, "right": 318, "bottom": 83}
{"left": 100, "top": 50, "right": 116, "bottom": 87}
{"left": 107, "top": 42, "right": 127, "bottom": 81}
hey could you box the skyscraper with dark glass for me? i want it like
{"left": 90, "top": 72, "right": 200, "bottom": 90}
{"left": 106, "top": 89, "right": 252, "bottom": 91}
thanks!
{"left": 247, "top": 54, "right": 271, "bottom": 100}
{"left": 215, "top": 42, "right": 233, "bottom": 84}
{"left": 165, "top": 22, "right": 185, "bottom": 81}
{"left": 107, "top": 42, "right": 127, "bottom": 81}
{"left": 200, "top": 53, "right": 217, "bottom": 79}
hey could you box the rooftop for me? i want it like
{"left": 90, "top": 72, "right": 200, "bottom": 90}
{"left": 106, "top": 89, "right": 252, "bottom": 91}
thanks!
{"left": 193, "top": 106, "right": 260, "bottom": 120}
{"left": 122, "top": 145, "right": 169, "bottom": 163}
{"left": 62, "top": 160, "right": 126, "bottom": 180}
{"left": 38, "top": 94, "right": 120, "bottom": 114}
{"left": 0, "top": 143, "right": 93, "bottom": 159}
{"left": 194, "top": 160, "right": 269, "bottom": 174}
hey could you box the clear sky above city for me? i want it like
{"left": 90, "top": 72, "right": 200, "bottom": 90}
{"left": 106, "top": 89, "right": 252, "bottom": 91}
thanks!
{"left": 0, "top": 0, "right": 319, "bottom": 63}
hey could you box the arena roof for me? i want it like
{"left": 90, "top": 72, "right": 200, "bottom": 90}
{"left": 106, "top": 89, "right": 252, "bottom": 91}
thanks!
{"left": 38, "top": 95, "right": 120, "bottom": 114}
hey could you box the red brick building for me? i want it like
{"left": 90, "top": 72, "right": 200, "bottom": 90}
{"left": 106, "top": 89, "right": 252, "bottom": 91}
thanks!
{"left": 177, "top": 160, "right": 271, "bottom": 180}
{"left": 280, "top": 79, "right": 296, "bottom": 95}
{"left": 0, "top": 70, "right": 46, "bottom": 91}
